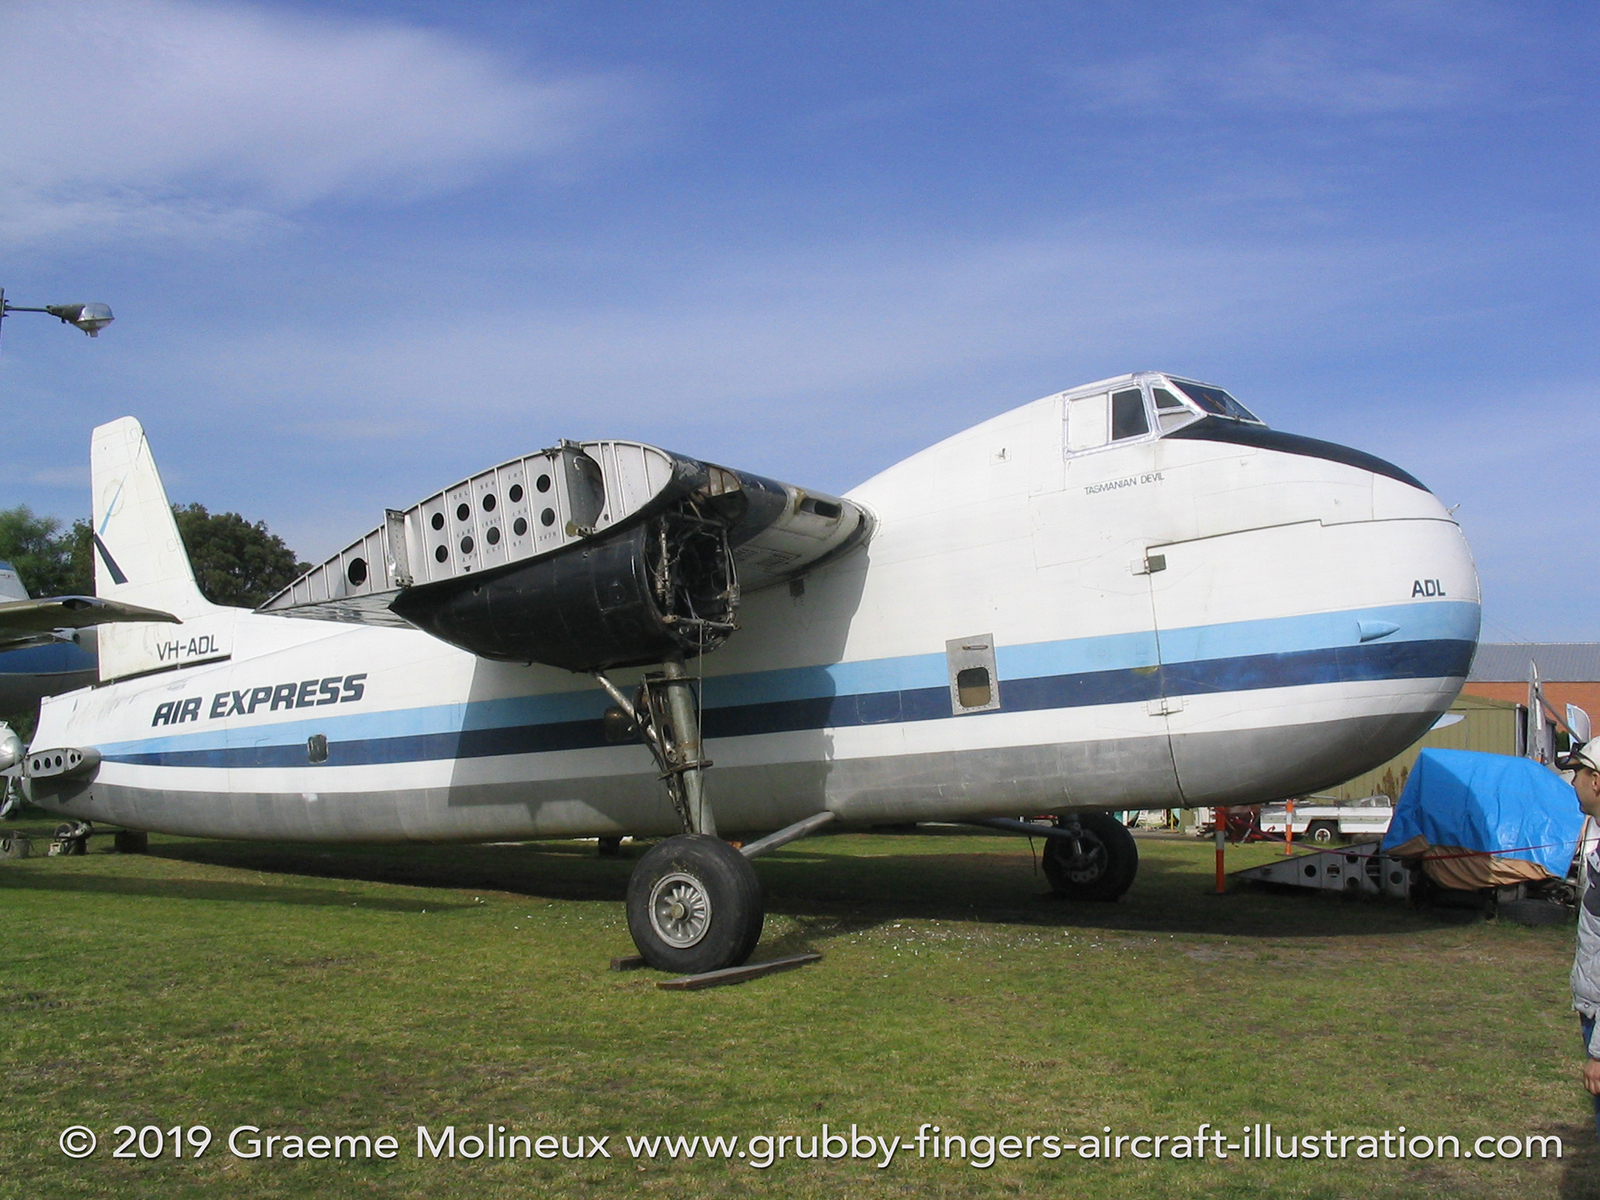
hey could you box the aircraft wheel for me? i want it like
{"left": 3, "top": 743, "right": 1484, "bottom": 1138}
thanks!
{"left": 1307, "top": 821, "right": 1338, "bottom": 846}
{"left": 1042, "top": 813, "right": 1138, "bottom": 901}
{"left": 626, "top": 834, "right": 763, "bottom": 973}
{"left": 0, "top": 833, "right": 29, "bottom": 860}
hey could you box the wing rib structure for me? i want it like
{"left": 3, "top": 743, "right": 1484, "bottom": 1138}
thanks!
{"left": 259, "top": 441, "right": 870, "bottom": 671}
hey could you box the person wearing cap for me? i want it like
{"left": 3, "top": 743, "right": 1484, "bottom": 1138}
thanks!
{"left": 1562, "top": 739, "right": 1600, "bottom": 1139}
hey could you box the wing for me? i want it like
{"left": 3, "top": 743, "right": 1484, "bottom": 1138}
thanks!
{"left": 259, "top": 439, "right": 872, "bottom": 671}
{"left": 0, "top": 596, "right": 181, "bottom": 652}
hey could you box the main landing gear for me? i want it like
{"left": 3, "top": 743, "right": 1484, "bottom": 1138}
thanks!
{"left": 597, "top": 658, "right": 830, "bottom": 973}
{"left": 626, "top": 835, "right": 763, "bottom": 974}
{"left": 1040, "top": 813, "right": 1139, "bottom": 902}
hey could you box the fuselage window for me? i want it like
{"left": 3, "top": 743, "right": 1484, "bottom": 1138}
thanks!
{"left": 1152, "top": 387, "right": 1195, "bottom": 431}
{"left": 955, "top": 666, "right": 992, "bottom": 709}
{"left": 1111, "top": 389, "right": 1149, "bottom": 440}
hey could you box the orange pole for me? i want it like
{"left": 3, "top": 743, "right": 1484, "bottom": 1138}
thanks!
{"left": 1284, "top": 799, "right": 1295, "bottom": 855}
{"left": 1214, "top": 806, "right": 1228, "bottom": 894}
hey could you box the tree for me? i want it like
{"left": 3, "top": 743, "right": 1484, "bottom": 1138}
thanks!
{"left": 170, "top": 503, "right": 308, "bottom": 608}
{"left": 0, "top": 506, "right": 82, "bottom": 597}
{"left": 0, "top": 503, "right": 306, "bottom": 606}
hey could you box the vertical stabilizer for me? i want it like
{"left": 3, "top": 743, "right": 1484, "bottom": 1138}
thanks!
{"left": 0, "top": 562, "right": 27, "bottom": 601}
{"left": 91, "top": 418, "right": 235, "bottom": 680}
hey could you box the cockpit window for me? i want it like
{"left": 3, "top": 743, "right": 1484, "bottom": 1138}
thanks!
{"left": 1110, "top": 389, "right": 1149, "bottom": 440}
{"left": 1152, "top": 388, "right": 1185, "bottom": 410}
{"left": 1173, "top": 380, "right": 1261, "bottom": 423}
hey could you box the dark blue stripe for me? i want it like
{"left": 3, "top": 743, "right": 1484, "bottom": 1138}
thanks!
{"left": 93, "top": 532, "right": 128, "bottom": 585}
{"left": 104, "top": 638, "right": 1474, "bottom": 770}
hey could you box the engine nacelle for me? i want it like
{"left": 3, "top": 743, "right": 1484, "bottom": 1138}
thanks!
{"left": 261, "top": 440, "right": 871, "bottom": 671}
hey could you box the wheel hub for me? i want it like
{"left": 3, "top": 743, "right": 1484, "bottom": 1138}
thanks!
{"left": 648, "top": 871, "right": 712, "bottom": 948}
{"left": 1062, "top": 836, "right": 1107, "bottom": 882}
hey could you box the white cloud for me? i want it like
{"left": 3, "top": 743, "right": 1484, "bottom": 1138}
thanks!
{"left": 0, "top": 0, "right": 635, "bottom": 244}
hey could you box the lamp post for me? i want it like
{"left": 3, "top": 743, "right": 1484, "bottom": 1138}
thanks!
{"left": 0, "top": 287, "right": 114, "bottom": 352}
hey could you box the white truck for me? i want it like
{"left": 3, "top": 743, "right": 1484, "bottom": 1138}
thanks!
{"left": 1257, "top": 796, "right": 1395, "bottom": 845}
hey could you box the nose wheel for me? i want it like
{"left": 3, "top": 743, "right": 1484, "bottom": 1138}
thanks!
{"left": 626, "top": 834, "right": 763, "bottom": 973}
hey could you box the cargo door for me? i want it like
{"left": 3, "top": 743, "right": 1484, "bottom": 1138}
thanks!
{"left": 1145, "top": 521, "right": 1353, "bottom": 804}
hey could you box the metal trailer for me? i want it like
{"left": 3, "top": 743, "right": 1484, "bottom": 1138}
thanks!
{"left": 1258, "top": 796, "right": 1394, "bottom": 845}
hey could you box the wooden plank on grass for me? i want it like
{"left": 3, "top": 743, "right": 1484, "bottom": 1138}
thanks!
{"left": 610, "top": 954, "right": 648, "bottom": 971}
{"left": 656, "top": 952, "right": 823, "bottom": 991}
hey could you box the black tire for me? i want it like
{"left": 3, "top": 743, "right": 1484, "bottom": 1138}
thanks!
{"left": 626, "top": 834, "right": 764, "bottom": 973}
{"left": 1042, "top": 813, "right": 1139, "bottom": 901}
{"left": 114, "top": 831, "right": 149, "bottom": 854}
{"left": 0, "top": 833, "right": 29, "bottom": 860}
{"left": 1307, "top": 821, "right": 1339, "bottom": 846}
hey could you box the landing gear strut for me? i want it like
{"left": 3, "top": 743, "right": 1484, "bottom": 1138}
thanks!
{"left": 597, "top": 658, "right": 765, "bottom": 972}
{"left": 594, "top": 658, "right": 715, "bottom": 837}
{"left": 1041, "top": 812, "right": 1139, "bottom": 901}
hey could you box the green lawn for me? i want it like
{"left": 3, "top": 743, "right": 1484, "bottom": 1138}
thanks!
{"left": 1, "top": 820, "right": 1594, "bottom": 1199}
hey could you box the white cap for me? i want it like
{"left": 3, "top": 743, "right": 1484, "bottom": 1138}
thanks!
{"left": 1561, "top": 741, "right": 1600, "bottom": 772}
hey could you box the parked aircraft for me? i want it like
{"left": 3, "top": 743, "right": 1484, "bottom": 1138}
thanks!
{"left": 0, "top": 561, "right": 175, "bottom": 713}
{"left": 24, "top": 374, "right": 1480, "bottom": 971}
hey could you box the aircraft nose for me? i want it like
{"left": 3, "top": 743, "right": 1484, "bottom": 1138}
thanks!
{"left": 1151, "top": 472, "right": 1480, "bottom": 806}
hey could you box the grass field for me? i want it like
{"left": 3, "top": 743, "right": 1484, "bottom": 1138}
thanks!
{"left": 2, "top": 815, "right": 1596, "bottom": 1200}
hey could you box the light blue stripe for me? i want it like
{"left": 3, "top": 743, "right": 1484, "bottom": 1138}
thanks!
{"left": 97, "top": 691, "right": 614, "bottom": 757}
{"left": 1155, "top": 600, "right": 1479, "bottom": 665}
{"left": 702, "top": 656, "right": 948, "bottom": 706}
{"left": 94, "top": 599, "right": 1479, "bottom": 757}
{"left": 995, "top": 630, "right": 1160, "bottom": 678}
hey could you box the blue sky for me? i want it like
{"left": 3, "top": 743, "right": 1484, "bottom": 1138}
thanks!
{"left": 1, "top": 0, "right": 1595, "bottom": 641}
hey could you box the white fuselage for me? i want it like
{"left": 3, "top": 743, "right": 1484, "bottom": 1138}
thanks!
{"left": 31, "top": 376, "right": 1480, "bottom": 841}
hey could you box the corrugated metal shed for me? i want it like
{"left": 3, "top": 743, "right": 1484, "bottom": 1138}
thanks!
{"left": 1469, "top": 643, "right": 1600, "bottom": 683}
{"left": 1320, "top": 694, "right": 1519, "bottom": 802}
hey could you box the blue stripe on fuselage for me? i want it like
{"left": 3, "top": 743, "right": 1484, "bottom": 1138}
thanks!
{"left": 96, "top": 601, "right": 1480, "bottom": 769}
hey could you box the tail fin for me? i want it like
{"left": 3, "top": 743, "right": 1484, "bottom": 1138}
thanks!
{"left": 91, "top": 417, "right": 215, "bottom": 617}
{"left": 0, "top": 562, "right": 27, "bottom": 601}
{"left": 92, "top": 418, "right": 234, "bottom": 681}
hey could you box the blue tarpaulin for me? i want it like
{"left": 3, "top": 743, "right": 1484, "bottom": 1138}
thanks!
{"left": 1381, "top": 748, "right": 1583, "bottom": 877}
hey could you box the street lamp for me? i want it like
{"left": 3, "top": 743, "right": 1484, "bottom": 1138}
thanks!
{"left": 0, "top": 287, "right": 114, "bottom": 342}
